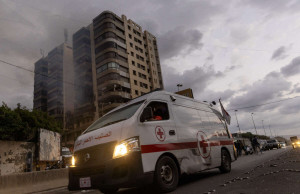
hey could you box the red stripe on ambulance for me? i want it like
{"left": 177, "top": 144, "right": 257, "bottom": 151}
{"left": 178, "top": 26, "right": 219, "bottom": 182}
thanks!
{"left": 141, "top": 140, "right": 233, "bottom": 154}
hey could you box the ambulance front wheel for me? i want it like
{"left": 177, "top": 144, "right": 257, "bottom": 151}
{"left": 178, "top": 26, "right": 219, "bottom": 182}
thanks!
{"left": 154, "top": 155, "right": 179, "bottom": 193}
{"left": 219, "top": 149, "right": 231, "bottom": 173}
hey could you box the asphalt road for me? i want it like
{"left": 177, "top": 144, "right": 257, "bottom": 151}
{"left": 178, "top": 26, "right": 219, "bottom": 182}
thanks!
{"left": 37, "top": 147, "right": 294, "bottom": 194}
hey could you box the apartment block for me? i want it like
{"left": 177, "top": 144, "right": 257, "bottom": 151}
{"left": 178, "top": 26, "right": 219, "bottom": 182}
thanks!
{"left": 92, "top": 11, "right": 164, "bottom": 114}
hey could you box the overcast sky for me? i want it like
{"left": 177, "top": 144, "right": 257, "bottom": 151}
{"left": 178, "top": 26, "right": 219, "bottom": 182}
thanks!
{"left": 1, "top": 0, "right": 300, "bottom": 136}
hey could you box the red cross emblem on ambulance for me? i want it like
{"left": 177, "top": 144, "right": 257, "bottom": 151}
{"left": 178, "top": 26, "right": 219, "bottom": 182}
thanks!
{"left": 197, "top": 131, "right": 211, "bottom": 158}
{"left": 155, "top": 126, "right": 165, "bottom": 141}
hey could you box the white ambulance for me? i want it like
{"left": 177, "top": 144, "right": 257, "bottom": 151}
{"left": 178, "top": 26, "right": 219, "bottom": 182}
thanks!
{"left": 68, "top": 91, "right": 236, "bottom": 193}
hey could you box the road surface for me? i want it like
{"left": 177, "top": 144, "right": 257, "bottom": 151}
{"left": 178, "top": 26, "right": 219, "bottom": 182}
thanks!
{"left": 35, "top": 147, "right": 300, "bottom": 194}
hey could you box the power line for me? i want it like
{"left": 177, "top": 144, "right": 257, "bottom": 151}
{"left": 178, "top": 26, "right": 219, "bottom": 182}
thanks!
{"left": 0, "top": 59, "right": 82, "bottom": 89}
{"left": 227, "top": 96, "right": 300, "bottom": 111}
{"left": 0, "top": 73, "right": 34, "bottom": 87}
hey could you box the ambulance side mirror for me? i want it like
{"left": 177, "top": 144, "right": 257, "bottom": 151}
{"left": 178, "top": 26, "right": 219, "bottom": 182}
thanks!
{"left": 140, "top": 107, "right": 153, "bottom": 122}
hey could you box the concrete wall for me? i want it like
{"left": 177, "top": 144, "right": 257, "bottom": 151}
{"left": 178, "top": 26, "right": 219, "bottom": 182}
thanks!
{"left": 0, "top": 168, "right": 68, "bottom": 191}
{"left": 39, "top": 128, "right": 60, "bottom": 161}
{"left": 0, "top": 141, "right": 35, "bottom": 175}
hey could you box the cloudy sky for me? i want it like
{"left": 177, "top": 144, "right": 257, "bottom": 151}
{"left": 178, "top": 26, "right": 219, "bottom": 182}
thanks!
{"left": 1, "top": 0, "right": 300, "bottom": 136}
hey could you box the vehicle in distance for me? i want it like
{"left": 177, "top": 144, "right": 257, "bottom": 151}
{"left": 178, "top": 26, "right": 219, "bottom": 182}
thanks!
{"left": 266, "top": 139, "right": 281, "bottom": 150}
{"left": 61, "top": 147, "right": 72, "bottom": 168}
{"left": 68, "top": 91, "right": 236, "bottom": 193}
{"left": 259, "top": 139, "right": 268, "bottom": 151}
{"left": 290, "top": 136, "right": 300, "bottom": 149}
{"left": 279, "top": 142, "right": 286, "bottom": 148}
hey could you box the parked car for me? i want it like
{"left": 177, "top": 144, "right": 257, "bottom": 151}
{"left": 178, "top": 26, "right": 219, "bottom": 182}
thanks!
{"left": 279, "top": 142, "right": 286, "bottom": 148}
{"left": 61, "top": 147, "right": 72, "bottom": 168}
{"left": 259, "top": 140, "right": 268, "bottom": 151}
{"left": 266, "top": 139, "right": 281, "bottom": 150}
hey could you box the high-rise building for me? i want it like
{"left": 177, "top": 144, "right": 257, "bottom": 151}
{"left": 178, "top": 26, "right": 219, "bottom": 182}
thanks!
{"left": 33, "top": 58, "right": 48, "bottom": 112}
{"left": 69, "top": 10, "right": 164, "bottom": 143}
{"left": 72, "top": 26, "right": 98, "bottom": 135}
{"left": 33, "top": 43, "right": 74, "bottom": 132}
{"left": 92, "top": 11, "right": 164, "bottom": 115}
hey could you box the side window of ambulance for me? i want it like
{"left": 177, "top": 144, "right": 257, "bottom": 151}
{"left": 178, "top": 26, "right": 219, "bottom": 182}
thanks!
{"left": 198, "top": 110, "right": 212, "bottom": 130}
{"left": 145, "top": 101, "right": 170, "bottom": 121}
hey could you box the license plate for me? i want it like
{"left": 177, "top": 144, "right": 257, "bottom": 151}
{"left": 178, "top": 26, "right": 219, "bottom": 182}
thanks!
{"left": 79, "top": 177, "right": 91, "bottom": 188}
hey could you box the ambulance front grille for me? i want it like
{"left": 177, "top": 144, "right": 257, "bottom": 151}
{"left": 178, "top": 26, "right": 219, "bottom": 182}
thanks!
{"left": 74, "top": 141, "right": 116, "bottom": 167}
{"left": 72, "top": 165, "right": 105, "bottom": 176}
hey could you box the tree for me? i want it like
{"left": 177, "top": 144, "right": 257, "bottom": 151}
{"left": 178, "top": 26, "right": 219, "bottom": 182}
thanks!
{"left": 0, "top": 102, "right": 62, "bottom": 141}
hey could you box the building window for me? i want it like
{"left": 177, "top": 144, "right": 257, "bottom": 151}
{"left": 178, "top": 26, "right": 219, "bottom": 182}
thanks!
{"left": 133, "top": 70, "right": 136, "bottom": 75}
{"left": 131, "top": 52, "right": 134, "bottom": 56}
{"left": 130, "top": 42, "right": 133, "bottom": 47}
{"left": 129, "top": 34, "right": 132, "bottom": 39}
{"left": 95, "top": 41, "right": 126, "bottom": 55}
{"left": 135, "top": 90, "right": 139, "bottom": 95}
{"left": 128, "top": 25, "right": 131, "bottom": 30}
{"left": 132, "top": 61, "right": 135, "bottom": 66}
{"left": 134, "top": 80, "right": 137, "bottom": 85}
{"left": 96, "top": 61, "right": 128, "bottom": 74}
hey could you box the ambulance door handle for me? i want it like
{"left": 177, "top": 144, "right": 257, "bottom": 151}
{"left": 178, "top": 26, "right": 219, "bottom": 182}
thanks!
{"left": 169, "top": 130, "right": 176, "bottom": 135}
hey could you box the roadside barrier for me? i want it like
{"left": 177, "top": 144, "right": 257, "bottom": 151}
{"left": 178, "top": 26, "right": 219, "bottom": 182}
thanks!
{"left": 0, "top": 168, "right": 68, "bottom": 190}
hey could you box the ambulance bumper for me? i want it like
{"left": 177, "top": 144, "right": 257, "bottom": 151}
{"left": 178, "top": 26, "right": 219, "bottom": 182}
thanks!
{"left": 68, "top": 152, "right": 153, "bottom": 190}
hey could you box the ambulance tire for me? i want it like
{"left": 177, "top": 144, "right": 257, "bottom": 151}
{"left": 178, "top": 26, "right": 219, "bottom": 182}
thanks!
{"left": 219, "top": 149, "right": 231, "bottom": 173}
{"left": 154, "top": 156, "right": 179, "bottom": 193}
{"left": 99, "top": 187, "right": 119, "bottom": 194}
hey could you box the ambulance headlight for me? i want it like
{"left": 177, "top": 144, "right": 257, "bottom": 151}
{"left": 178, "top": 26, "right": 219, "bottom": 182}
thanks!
{"left": 71, "top": 156, "right": 76, "bottom": 167}
{"left": 113, "top": 137, "right": 140, "bottom": 159}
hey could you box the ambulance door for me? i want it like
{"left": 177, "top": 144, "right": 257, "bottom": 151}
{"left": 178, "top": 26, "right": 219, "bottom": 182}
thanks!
{"left": 196, "top": 110, "right": 222, "bottom": 168}
{"left": 207, "top": 111, "right": 222, "bottom": 167}
{"left": 139, "top": 101, "right": 178, "bottom": 173}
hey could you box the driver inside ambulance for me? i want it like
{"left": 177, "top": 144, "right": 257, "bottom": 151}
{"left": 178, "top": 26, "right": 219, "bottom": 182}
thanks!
{"left": 153, "top": 107, "right": 163, "bottom": 120}
{"left": 147, "top": 102, "right": 169, "bottom": 121}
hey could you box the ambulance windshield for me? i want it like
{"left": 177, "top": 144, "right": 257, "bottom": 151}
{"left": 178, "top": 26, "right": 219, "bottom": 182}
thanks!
{"left": 84, "top": 100, "right": 145, "bottom": 133}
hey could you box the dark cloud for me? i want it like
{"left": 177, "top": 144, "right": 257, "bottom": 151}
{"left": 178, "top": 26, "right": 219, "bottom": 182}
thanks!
{"left": 162, "top": 64, "right": 223, "bottom": 94}
{"left": 228, "top": 71, "right": 291, "bottom": 111}
{"left": 278, "top": 97, "right": 300, "bottom": 114}
{"left": 243, "top": 0, "right": 300, "bottom": 13}
{"left": 197, "top": 89, "right": 235, "bottom": 103}
{"left": 158, "top": 28, "right": 203, "bottom": 60}
{"left": 281, "top": 56, "right": 300, "bottom": 77}
{"left": 271, "top": 46, "right": 287, "bottom": 60}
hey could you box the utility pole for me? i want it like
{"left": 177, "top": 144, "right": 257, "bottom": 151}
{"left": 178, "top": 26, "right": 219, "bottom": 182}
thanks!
{"left": 251, "top": 113, "right": 258, "bottom": 135}
{"left": 262, "top": 120, "right": 267, "bottom": 137}
{"left": 269, "top": 124, "right": 273, "bottom": 137}
{"left": 234, "top": 110, "right": 241, "bottom": 135}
